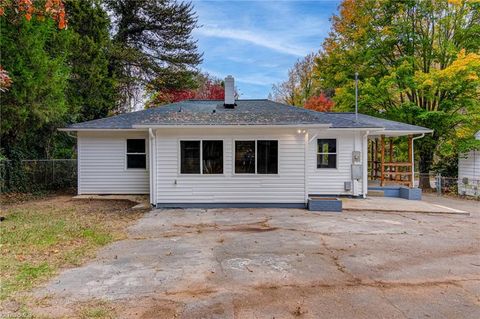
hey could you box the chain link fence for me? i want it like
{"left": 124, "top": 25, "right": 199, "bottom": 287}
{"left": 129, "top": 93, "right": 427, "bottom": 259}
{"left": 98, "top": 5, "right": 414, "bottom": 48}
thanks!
{"left": 415, "top": 173, "right": 479, "bottom": 198}
{"left": 0, "top": 159, "right": 77, "bottom": 193}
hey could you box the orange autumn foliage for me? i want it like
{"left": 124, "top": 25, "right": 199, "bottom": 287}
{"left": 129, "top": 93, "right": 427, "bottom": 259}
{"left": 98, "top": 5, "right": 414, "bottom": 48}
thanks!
{"left": 0, "top": 0, "right": 67, "bottom": 29}
{"left": 0, "top": 0, "right": 67, "bottom": 92}
{"left": 304, "top": 93, "right": 335, "bottom": 112}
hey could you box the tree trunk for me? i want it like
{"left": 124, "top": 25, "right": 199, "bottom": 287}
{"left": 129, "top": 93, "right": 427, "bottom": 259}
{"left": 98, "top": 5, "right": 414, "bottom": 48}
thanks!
{"left": 418, "top": 148, "right": 434, "bottom": 190}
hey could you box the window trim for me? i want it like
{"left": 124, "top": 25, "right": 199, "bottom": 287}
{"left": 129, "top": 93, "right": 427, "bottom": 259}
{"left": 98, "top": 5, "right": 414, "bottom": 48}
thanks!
{"left": 178, "top": 139, "right": 225, "bottom": 175}
{"left": 316, "top": 138, "right": 338, "bottom": 170}
{"left": 125, "top": 138, "right": 148, "bottom": 171}
{"left": 233, "top": 139, "right": 279, "bottom": 175}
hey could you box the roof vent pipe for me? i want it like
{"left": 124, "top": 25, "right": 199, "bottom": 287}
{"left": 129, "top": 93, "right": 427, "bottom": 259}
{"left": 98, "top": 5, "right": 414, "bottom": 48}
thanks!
{"left": 224, "top": 75, "right": 236, "bottom": 108}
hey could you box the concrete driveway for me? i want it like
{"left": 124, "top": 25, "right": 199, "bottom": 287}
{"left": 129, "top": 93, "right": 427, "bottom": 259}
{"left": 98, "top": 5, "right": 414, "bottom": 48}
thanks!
{"left": 36, "top": 200, "right": 480, "bottom": 318}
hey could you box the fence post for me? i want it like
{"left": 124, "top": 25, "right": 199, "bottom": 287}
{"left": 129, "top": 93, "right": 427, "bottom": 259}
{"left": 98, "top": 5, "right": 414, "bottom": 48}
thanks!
{"left": 435, "top": 173, "right": 442, "bottom": 196}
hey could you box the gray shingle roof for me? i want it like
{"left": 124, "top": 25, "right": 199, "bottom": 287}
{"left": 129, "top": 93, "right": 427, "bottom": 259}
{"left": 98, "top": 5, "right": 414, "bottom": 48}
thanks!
{"left": 65, "top": 99, "right": 431, "bottom": 132}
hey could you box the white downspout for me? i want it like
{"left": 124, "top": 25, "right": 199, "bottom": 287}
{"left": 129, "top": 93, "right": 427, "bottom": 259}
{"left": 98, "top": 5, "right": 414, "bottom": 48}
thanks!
{"left": 304, "top": 130, "right": 309, "bottom": 204}
{"left": 148, "top": 128, "right": 156, "bottom": 206}
{"left": 412, "top": 133, "right": 425, "bottom": 188}
{"left": 362, "top": 131, "right": 369, "bottom": 198}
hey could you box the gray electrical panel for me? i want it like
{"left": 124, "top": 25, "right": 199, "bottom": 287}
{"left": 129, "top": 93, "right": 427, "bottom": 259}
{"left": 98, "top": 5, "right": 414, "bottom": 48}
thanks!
{"left": 351, "top": 164, "right": 363, "bottom": 180}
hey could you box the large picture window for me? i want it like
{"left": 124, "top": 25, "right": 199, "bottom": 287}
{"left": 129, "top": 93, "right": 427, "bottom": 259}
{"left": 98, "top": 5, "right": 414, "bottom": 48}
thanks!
{"left": 235, "top": 140, "right": 278, "bottom": 174}
{"left": 126, "top": 139, "right": 147, "bottom": 169}
{"left": 317, "top": 139, "right": 337, "bottom": 169}
{"left": 180, "top": 140, "right": 223, "bottom": 174}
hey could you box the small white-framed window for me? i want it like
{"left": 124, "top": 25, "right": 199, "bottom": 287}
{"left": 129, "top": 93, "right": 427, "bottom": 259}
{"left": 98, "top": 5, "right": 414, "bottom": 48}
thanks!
{"left": 180, "top": 140, "right": 223, "bottom": 174}
{"left": 126, "top": 139, "right": 147, "bottom": 169}
{"left": 235, "top": 140, "right": 278, "bottom": 174}
{"left": 317, "top": 139, "right": 337, "bottom": 169}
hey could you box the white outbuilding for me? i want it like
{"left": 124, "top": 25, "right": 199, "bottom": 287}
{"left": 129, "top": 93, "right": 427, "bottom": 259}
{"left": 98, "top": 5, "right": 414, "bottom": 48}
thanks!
{"left": 458, "top": 131, "right": 480, "bottom": 197}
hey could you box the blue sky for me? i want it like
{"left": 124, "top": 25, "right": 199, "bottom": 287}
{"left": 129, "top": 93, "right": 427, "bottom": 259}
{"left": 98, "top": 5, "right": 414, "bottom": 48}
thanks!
{"left": 192, "top": 0, "right": 340, "bottom": 99}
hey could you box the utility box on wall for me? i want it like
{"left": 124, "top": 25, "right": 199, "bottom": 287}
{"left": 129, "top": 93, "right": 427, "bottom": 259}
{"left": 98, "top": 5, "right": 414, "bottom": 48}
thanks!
{"left": 352, "top": 151, "right": 361, "bottom": 163}
{"left": 344, "top": 181, "right": 352, "bottom": 191}
{"left": 351, "top": 164, "right": 363, "bottom": 180}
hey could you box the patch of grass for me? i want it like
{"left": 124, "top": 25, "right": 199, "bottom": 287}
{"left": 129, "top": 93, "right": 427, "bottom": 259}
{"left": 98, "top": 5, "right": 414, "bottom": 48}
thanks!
{"left": 78, "top": 300, "right": 116, "bottom": 319}
{"left": 81, "top": 306, "right": 112, "bottom": 319}
{"left": 16, "top": 263, "right": 54, "bottom": 286}
{"left": 0, "top": 195, "right": 146, "bottom": 305}
{"left": 82, "top": 228, "right": 113, "bottom": 246}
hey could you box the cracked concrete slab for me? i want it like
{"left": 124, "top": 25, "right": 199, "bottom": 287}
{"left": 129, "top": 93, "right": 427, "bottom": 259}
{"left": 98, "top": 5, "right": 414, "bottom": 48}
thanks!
{"left": 31, "top": 198, "right": 480, "bottom": 318}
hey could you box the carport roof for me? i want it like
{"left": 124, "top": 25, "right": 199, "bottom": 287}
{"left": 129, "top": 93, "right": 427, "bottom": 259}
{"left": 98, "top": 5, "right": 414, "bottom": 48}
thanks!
{"left": 63, "top": 99, "right": 432, "bottom": 133}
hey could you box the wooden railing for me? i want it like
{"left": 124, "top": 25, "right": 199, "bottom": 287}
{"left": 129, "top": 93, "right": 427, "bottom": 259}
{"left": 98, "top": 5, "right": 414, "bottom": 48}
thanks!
{"left": 369, "top": 135, "right": 414, "bottom": 188}
{"left": 381, "top": 162, "right": 413, "bottom": 187}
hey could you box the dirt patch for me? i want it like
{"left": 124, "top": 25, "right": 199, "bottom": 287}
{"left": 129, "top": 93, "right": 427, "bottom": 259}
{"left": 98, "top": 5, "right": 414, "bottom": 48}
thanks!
{"left": 0, "top": 191, "right": 74, "bottom": 206}
{"left": 224, "top": 225, "right": 278, "bottom": 232}
{"left": 172, "top": 219, "right": 278, "bottom": 233}
{"left": 137, "top": 300, "right": 181, "bottom": 319}
{"left": 164, "top": 287, "right": 218, "bottom": 298}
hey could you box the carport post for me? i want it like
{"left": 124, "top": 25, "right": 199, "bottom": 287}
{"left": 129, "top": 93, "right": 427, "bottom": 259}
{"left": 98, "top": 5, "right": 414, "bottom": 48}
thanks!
{"left": 408, "top": 135, "right": 413, "bottom": 188}
{"left": 380, "top": 135, "right": 385, "bottom": 186}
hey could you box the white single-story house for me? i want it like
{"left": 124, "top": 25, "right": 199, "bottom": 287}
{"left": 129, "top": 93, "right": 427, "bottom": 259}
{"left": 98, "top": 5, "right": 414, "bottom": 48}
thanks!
{"left": 458, "top": 131, "right": 480, "bottom": 197}
{"left": 61, "top": 76, "right": 432, "bottom": 208}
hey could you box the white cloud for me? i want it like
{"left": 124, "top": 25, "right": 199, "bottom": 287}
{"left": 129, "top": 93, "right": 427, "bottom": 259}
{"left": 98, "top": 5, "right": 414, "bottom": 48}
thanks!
{"left": 226, "top": 56, "right": 280, "bottom": 68}
{"left": 194, "top": 27, "right": 308, "bottom": 57}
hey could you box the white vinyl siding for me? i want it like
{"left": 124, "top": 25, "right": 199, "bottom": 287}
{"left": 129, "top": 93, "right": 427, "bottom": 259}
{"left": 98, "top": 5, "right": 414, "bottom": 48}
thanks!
{"left": 75, "top": 127, "right": 369, "bottom": 200}
{"left": 307, "top": 130, "right": 365, "bottom": 195}
{"left": 458, "top": 150, "right": 479, "bottom": 196}
{"left": 77, "top": 131, "right": 149, "bottom": 194}
{"left": 459, "top": 151, "right": 479, "bottom": 180}
{"left": 155, "top": 128, "right": 305, "bottom": 204}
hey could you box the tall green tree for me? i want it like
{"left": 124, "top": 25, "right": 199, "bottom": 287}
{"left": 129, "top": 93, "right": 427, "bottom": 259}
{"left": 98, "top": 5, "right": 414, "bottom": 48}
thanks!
{"left": 65, "top": 0, "right": 117, "bottom": 122}
{"left": 105, "top": 0, "right": 202, "bottom": 112}
{"left": 314, "top": 0, "right": 480, "bottom": 186}
{"left": 0, "top": 15, "right": 71, "bottom": 159}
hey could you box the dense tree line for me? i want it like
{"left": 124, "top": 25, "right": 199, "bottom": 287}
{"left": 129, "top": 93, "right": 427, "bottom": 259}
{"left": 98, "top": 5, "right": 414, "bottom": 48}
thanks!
{"left": 274, "top": 0, "right": 480, "bottom": 182}
{"left": 0, "top": 0, "right": 203, "bottom": 161}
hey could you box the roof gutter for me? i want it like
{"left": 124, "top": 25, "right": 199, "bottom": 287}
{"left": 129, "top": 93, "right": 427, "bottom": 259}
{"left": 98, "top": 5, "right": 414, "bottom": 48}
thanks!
{"left": 327, "top": 127, "right": 384, "bottom": 131}
{"left": 131, "top": 124, "right": 332, "bottom": 129}
{"left": 376, "top": 129, "right": 434, "bottom": 135}
{"left": 58, "top": 128, "right": 149, "bottom": 132}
